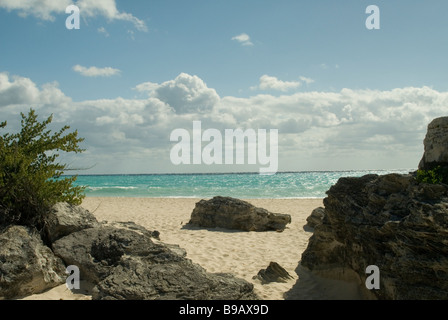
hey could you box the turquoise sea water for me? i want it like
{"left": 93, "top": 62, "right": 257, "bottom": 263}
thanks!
{"left": 71, "top": 169, "right": 413, "bottom": 199}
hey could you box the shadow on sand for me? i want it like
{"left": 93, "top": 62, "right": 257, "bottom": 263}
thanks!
{"left": 180, "top": 223, "right": 285, "bottom": 234}
{"left": 284, "top": 262, "right": 366, "bottom": 300}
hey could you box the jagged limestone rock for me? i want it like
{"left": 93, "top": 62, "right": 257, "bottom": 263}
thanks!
{"left": 0, "top": 225, "right": 66, "bottom": 299}
{"left": 301, "top": 173, "right": 448, "bottom": 300}
{"left": 419, "top": 116, "right": 448, "bottom": 170}
{"left": 45, "top": 202, "right": 101, "bottom": 243}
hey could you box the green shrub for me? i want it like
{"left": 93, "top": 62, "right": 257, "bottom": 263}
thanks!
{"left": 415, "top": 165, "right": 448, "bottom": 184}
{"left": 0, "top": 108, "right": 86, "bottom": 235}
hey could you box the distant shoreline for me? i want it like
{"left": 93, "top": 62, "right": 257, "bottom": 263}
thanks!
{"left": 63, "top": 168, "right": 415, "bottom": 177}
{"left": 81, "top": 195, "right": 326, "bottom": 200}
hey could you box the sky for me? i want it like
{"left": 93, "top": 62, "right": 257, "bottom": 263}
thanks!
{"left": 0, "top": 0, "right": 448, "bottom": 174}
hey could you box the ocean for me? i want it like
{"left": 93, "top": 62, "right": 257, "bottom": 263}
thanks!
{"left": 70, "top": 169, "right": 414, "bottom": 199}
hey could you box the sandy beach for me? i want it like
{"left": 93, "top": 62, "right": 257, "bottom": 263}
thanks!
{"left": 22, "top": 197, "right": 364, "bottom": 300}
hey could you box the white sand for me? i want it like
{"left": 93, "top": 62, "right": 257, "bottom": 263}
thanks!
{"left": 22, "top": 197, "right": 364, "bottom": 300}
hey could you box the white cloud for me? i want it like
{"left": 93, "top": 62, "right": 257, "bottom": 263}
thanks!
{"left": 77, "top": 0, "right": 147, "bottom": 32}
{"left": 253, "top": 75, "right": 302, "bottom": 92}
{"left": 72, "top": 65, "right": 121, "bottom": 77}
{"left": 0, "top": 0, "right": 71, "bottom": 21}
{"left": 134, "top": 81, "right": 159, "bottom": 93}
{"left": 0, "top": 0, "right": 147, "bottom": 31}
{"left": 97, "top": 26, "right": 109, "bottom": 37}
{"left": 231, "top": 33, "right": 253, "bottom": 46}
{"left": 300, "top": 76, "right": 315, "bottom": 85}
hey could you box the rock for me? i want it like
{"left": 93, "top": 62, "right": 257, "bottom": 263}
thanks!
{"left": 52, "top": 224, "right": 257, "bottom": 300}
{"left": 419, "top": 116, "right": 448, "bottom": 170}
{"left": 45, "top": 202, "right": 101, "bottom": 243}
{"left": 254, "top": 262, "right": 293, "bottom": 284}
{"left": 0, "top": 225, "right": 67, "bottom": 299}
{"left": 94, "top": 256, "right": 255, "bottom": 300}
{"left": 101, "top": 220, "right": 160, "bottom": 240}
{"left": 52, "top": 226, "right": 155, "bottom": 284}
{"left": 188, "top": 196, "right": 291, "bottom": 231}
{"left": 300, "top": 173, "right": 448, "bottom": 300}
{"left": 305, "top": 207, "right": 325, "bottom": 229}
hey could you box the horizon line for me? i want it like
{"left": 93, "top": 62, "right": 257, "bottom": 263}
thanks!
{"left": 62, "top": 168, "right": 415, "bottom": 177}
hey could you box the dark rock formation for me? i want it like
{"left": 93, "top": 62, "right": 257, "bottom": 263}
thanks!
{"left": 0, "top": 225, "right": 66, "bottom": 299}
{"left": 254, "top": 262, "right": 293, "bottom": 284}
{"left": 188, "top": 196, "right": 291, "bottom": 231}
{"left": 45, "top": 202, "right": 100, "bottom": 243}
{"left": 53, "top": 225, "right": 257, "bottom": 300}
{"left": 419, "top": 116, "right": 448, "bottom": 170}
{"left": 300, "top": 173, "right": 448, "bottom": 300}
{"left": 305, "top": 207, "right": 325, "bottom": 230}
{"left": 1, "top": 200, "right": 258, "bottom": 300}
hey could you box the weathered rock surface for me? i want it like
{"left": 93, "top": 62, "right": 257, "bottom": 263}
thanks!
{"left": 300, "top": 173, "right": 448, "bottom": 300}
{"left": 101, "top": 220, "right": 160, "bottom": 240}
{"left": 419, "top": 116, "right": 448, "bottom": 170}
{"left": 53, "top": 224, "right": 257, "bottom": 300}
{"left": 188, "top": 196, "right": 291, "bottom": 231}
{"left": 0, "top": 225, "right": 66, "bottom": 299}
{"left": 254, "top": 262, "right": 293, "bottom": 284}
{"left": 94, "top": 256, "right": 255, "bottom": 300}
{"left": 1, "top": 200, "right": 257, "bottom": 300}
{"left": 305, "top": 207, "right": 325, "bottom": 230}
{"left": 45, "top": 202, "right": 100, "bottom": 243}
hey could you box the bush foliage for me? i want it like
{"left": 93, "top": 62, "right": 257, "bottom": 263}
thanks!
{"left": 0, "top": 109, "right": 86, "bottom": 233}
{"left": 415, "top": 165, "right": 448, "bottom": 185}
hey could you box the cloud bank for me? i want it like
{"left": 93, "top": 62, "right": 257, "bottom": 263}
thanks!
{"left": 1, "top": 71, "right": 447, "bottom": 173}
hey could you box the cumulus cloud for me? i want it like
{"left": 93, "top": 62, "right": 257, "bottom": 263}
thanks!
{"left": 231, "top": 33, "right": 253, "bottom": 46}
{"left": 135, "top": 73, "right": 220, "bottom": 114}
{"left": 72, "top": 65, "right": 121, "bottom": 77}
{"left": 0, "top": 0, "right": 147, "bottom": 31}
{"left": 0, "top": 72, "right": 70, "bottom": 108}
{"left": 0, "top": 72, "right": 39, "bottom": 107}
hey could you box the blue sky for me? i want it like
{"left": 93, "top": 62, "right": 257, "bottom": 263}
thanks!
{"left": 1, "top": 1, "right": 448, "bottom": 174}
